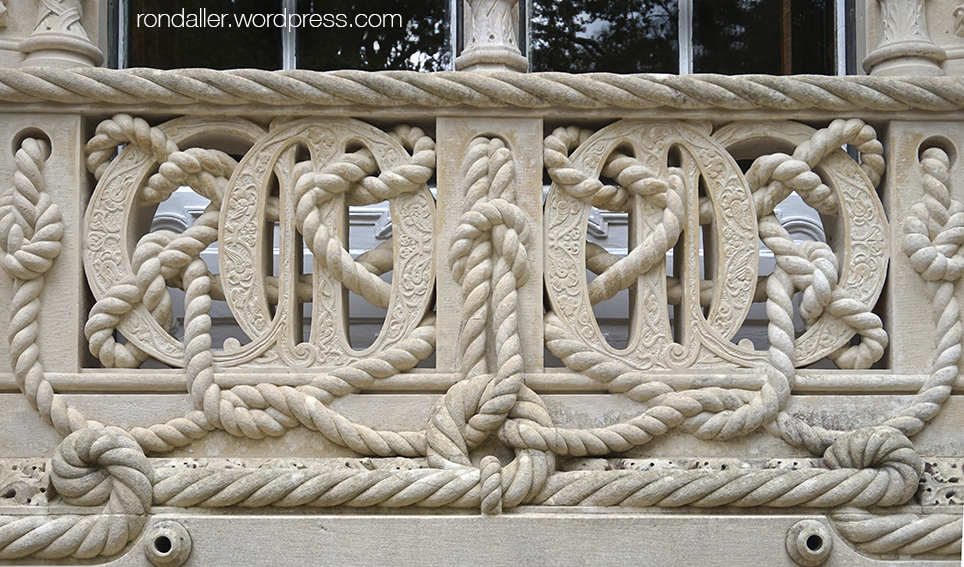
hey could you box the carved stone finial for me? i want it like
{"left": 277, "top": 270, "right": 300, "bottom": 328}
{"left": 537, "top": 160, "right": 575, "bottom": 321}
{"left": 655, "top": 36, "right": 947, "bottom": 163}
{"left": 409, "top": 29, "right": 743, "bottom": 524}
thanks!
{"left": 18, "top": 0, "right": 103, "bottom": 68}
{"left": 455, "top": 0, "right": 528, "bottom": 72}
{"left": 863, "top": 0, "right": 945, "bottom": 76}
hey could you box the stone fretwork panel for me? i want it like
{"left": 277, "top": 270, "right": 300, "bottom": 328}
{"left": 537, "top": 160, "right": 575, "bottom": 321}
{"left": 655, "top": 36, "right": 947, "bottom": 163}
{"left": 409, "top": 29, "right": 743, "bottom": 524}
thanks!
{"left": 0, "top": 68, "right": 960, "bottom": 566}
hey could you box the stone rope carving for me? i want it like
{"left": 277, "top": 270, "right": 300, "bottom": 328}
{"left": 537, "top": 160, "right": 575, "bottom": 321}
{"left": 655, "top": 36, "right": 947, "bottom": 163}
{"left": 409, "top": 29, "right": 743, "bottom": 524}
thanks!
{"left": 427, "top": 136, "right": 553, "bottom": 514}
{"left": 3, "top": 69, "right": 964, "bottom": 111}
{"left": 539, "top": 120, "right": 893, "bottom": 458}
{"left": 832, "top": 511, "right": 963, "bottom": 555}
{"left": 0, "top": 137, "right": 90, "bottom": 435}
{"left": 1, "top": 111, "right": 962, "bottom": 561}
{"left": 147, "top": 425, "right": 922, "bottom": 509}
{"left": 0, "top": 139, "right": 151, "bottom": 559}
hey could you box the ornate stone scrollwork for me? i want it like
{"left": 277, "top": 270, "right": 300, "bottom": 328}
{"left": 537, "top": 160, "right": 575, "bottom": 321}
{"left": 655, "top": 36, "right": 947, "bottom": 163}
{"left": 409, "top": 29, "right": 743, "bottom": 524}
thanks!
{"left": 0, "top": 108, "right": 961, "bottom": 561}
{"left": 544, "top": 119, "right": 887, "bottom": 375}
{"left": 83, "top": 116, "right": 436, "bottom": 370}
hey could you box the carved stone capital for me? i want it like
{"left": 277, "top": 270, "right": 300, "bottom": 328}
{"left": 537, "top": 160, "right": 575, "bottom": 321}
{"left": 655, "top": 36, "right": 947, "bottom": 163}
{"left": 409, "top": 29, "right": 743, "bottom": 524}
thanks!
{"left": 455, "top": 0, "right": 527, "bottom": 72}
{"left": 864, "top": 0, "right": 945, "bottom": 76}
{"left": 18, "top": 0, "right": 103, "bottom": 68}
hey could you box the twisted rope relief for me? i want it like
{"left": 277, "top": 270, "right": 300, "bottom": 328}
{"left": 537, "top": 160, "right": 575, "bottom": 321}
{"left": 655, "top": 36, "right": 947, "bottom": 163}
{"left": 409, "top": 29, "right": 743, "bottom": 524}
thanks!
{"left": 427, "top": 136, "right": 554, "bottom": 514}
{"left": 0, "top": 113, "right": 961, "bottom": 562}
{"left": 4, "top": 68, "right": 964, "bottom": 111}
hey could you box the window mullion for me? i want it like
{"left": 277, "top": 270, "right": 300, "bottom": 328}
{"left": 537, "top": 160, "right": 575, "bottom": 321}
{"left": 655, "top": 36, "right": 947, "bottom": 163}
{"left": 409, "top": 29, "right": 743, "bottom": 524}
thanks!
{"left": 118, "top": 0, "right": 128, "bottom": 69}
{"left": 452, "top": 0, "right": 462, "bottom": 68}
{"left": 836, "top": 0, "right": 847, "bottom": 75}
{"left": 679, "top": 0, "right": 693, "bottom": 74}
{"left": 282, "top": 0, "right": 298, "bottom": 70}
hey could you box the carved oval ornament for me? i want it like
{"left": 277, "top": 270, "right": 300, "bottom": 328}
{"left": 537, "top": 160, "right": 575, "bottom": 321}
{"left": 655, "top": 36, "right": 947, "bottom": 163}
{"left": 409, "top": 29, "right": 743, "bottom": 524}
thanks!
{"left": 85, "top": 117, "right": 435, "bottom": 368}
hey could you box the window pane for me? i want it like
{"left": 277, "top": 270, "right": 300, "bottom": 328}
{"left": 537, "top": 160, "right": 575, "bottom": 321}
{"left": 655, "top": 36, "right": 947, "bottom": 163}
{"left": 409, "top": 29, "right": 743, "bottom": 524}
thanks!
{"left": 531, "top": 0, "right": 678, "bottom": 73}
{"left": 128, "top": 0, "right": 283, "bottom": 69}
{"left": 297, "top": 0, "right": 449, "bottom": 71}
{"left": 791, "top": 0, "right": 835, "bottom": 75}
{"left": 692, "top": 0, "right": 834, "bottom": 75}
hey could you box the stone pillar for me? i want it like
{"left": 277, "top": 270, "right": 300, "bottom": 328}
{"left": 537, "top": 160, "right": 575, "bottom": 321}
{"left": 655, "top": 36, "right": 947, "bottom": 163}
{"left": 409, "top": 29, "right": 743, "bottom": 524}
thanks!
{"left": 863, "top": 0, "right": 946, "bottom": 75}
{"left": 455, "top": 0, "right": 528, "bottom": 72}
{"left": 435, "top": 118, "right": 544, "bottom": 374}
{"left": 0, "top": 114, "right": 92, "bottom": 375}
{"left": 19, "top": 0, "right": 103, "bottom": 68}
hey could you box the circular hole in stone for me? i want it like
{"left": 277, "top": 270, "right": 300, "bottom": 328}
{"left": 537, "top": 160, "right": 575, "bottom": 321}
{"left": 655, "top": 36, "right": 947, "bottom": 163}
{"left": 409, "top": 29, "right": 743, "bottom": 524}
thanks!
{"left": 153, "top": 535, "right": 173, "bottom": 555}
{"left": 919, "top": 135, "right": 958, "bottom": 167}
{"left": 806, "top": 534, "right": 823, "bottom": 552}
{"left": 11, "top": 128, "right": 52, "bottom": 161}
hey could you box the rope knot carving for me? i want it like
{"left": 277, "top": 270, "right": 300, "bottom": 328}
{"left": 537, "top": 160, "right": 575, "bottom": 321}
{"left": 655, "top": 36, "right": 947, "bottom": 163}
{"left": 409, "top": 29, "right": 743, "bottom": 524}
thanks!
{"left": 823, "top": 426, "right": 923, "bottom": 507}
{"left": 904, "top": 147, "right": 964, "bottom": 282}
{"left": 52, "top": 428, "right": 154, "bottom": 514}
{"left": 0, "top": 138, "right": 63, "bottom": 282}
{"left": 0, "top": 429, "right": 153, "bottom": 560}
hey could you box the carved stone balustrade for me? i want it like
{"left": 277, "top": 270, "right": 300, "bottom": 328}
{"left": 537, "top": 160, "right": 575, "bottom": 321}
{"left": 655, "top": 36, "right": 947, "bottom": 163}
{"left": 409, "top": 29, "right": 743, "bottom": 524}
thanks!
{"left": 0, "top": 68, "right": 961, "bottom": 565}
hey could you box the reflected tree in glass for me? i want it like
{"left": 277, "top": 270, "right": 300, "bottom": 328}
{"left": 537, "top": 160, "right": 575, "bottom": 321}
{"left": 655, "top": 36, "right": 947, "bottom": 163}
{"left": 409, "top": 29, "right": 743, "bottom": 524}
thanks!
{"left": 531, "top": 0, "right": 678, "bottom": 73}
{"left": 297, "top": 0, "right": 449, "bottom": 71}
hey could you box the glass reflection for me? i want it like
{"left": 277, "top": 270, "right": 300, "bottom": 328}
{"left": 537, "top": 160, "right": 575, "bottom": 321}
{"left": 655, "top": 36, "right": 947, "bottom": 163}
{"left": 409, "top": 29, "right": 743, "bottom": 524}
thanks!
{"left": 128, "top": 0, "right": 283, "bottom": 69}
{"left": 297, "top": 0, "right": 449, "bottom": 71}
{"left": 693, "top": 0, "right": 834, "bottom": 75}
{"left": 531, "top": 0, "right": 678, "bottom": 73}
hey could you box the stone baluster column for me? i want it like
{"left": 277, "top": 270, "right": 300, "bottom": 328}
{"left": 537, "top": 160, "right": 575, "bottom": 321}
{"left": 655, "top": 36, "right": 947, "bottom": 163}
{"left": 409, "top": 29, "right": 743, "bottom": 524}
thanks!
{"left": 864, "top": 0, "right": 945, "bottom": 75}
{"left": 19, "top": 0, "right": 103, "bottom": 68}
{"left": 455, "top": 0, "right": 528, "bottom": 72}
{"left": 444, "top": 0, "right": 540, "bottom": 373}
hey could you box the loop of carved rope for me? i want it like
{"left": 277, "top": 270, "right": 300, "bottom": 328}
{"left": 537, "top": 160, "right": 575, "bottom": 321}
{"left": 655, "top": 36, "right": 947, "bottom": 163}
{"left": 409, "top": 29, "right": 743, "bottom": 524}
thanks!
{"left": 759, "top": 216, "right": 887, "bottom": 369}
{"left": 747, "top": 119, "right": 883, "bottom": 220}
{"left": 87, "top": 114, "right": 280, "bottom": 217}
{"left": 427, "top": 136, "right": 554, "bottom": 513}
{"left": 541, "top": 120, "right": 895, "bottom": 458}
{"left": 0, "top": 429, "right": 151, "bottom": 559}
{"left": 536, "top": 128, "right": 802, "bottom": 451}
{"left": 545, "top": 126, "right": 686, "bottom": 305}
{"left": 892, "top": 146, "right": 964, "bottom": 438}
{"left": 84, "top": 207, "right": 218, "bottom": 367}
{"left": 83, "top": 114, "right": 248, "bottom": 368}
{"left": 120, "top": 124, "right": 443, "bottom": 457}
{"left": 294, "top": 127, "right": 435, "bottom": 309}
{"left": 127, "top": 314, "right": 437, "bottom": 454}
{"left": 0, "top": 138, "right": 96, "bottom": 437}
